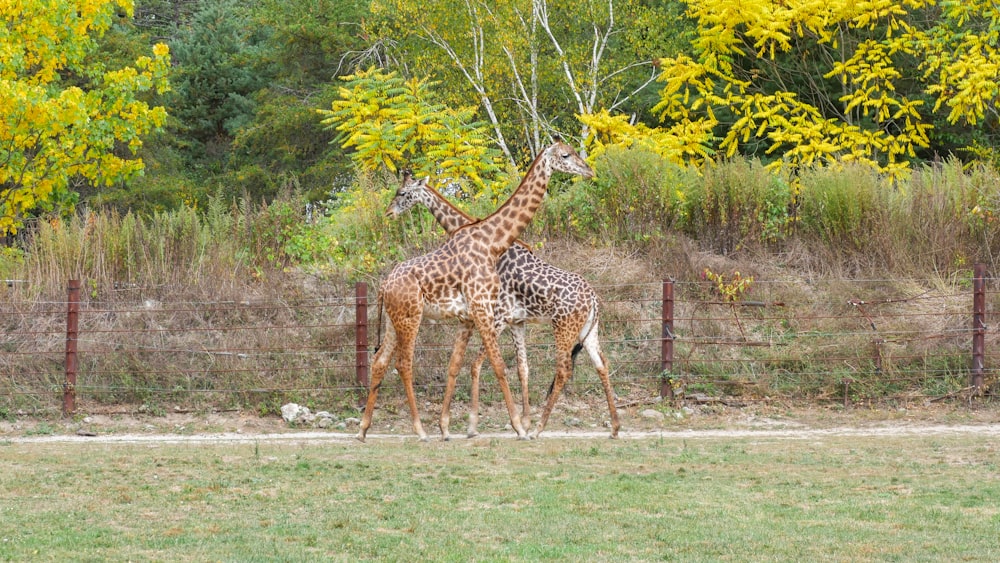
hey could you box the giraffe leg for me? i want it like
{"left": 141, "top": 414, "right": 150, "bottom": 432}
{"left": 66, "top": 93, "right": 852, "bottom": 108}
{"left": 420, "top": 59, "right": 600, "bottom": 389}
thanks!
{"left": 440, "top": 325, "right": 473, "bottom": 441}
{"left": 357, "top": 329, "right": 396, "bottom": 442}
{"left": 581, "top": 327, "right": 620, "bottom": 438}
{"left": 509, "top": 323, "right": 532, "bottom": 430}
{"left": 468, "top": 344, "right": 488, "bottom": 438}
{"left": 394, "top": 332, "right": 428, "bottom": 441}
{"left": 473, "top": 310, "right": 528, "bottom": 440}
{"left": 533, "top": 343, "right": 573, "bottom": 439}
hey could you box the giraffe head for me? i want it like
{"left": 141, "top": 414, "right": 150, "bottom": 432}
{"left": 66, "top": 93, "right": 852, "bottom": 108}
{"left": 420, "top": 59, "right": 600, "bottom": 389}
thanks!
{"left": 544, "top": 140, "right": 595, "bottom": 179}
{"left": 386, "top": 170, "right": 430, "bottom": 218}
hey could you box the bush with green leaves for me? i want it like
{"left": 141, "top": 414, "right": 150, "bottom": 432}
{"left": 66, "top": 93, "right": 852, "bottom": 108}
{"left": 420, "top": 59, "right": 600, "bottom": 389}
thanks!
{"left": 681, "top": 159, "right": 793, "bottom": 254}
{"left": 539, "top": 146, "right": 693, "bottom": 241}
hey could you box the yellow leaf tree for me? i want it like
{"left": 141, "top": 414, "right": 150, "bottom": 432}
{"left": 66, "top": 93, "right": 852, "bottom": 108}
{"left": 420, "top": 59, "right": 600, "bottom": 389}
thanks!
{"left": 0, "top": 0, "right": 170, "bottom": 234}
{"left": 317, "top": 68, "right": 502, "bottom": 196}
{"left": 637, "top": 0, "right": 998, "bottom": 176}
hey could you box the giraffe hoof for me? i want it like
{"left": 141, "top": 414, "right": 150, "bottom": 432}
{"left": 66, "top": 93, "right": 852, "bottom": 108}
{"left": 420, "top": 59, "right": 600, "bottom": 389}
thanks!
{"left": 418, "top": 434, "right": 430, "bottom": 442}
{"left": 355, "top": 433, "right": 367, "bottom": 443}
{"left": 466, "top": 430, "right": 479, "bottom": 439}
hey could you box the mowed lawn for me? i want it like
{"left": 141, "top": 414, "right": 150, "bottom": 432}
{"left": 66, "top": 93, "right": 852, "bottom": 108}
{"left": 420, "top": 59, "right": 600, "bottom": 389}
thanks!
{"left": 1, "top": 431, "right": 998, "bottom": 561}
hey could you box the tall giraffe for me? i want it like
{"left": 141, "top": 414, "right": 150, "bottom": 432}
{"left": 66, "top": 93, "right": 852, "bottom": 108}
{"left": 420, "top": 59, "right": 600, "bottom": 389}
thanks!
{"left": 357, "top": 141, "right": 594, "bottom": 442}
{"left": 387, "top": 173, "right": 620, "bottom": 439}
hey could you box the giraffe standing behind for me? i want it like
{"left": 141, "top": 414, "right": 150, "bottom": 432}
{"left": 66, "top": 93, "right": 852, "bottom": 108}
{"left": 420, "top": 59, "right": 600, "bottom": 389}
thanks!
{"left": 357, "top": 141, "right": 594, "bottom": 442}
{"left": 387, "top": 174, "right": 619, "bottom": 439}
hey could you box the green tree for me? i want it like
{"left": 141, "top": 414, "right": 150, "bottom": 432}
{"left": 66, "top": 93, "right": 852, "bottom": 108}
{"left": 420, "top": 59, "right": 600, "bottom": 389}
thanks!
{"left": 224, "top": 0, "right": 371, "bottom": 202}
{"left": 0, "top": 0, "right": 170, "bottom": 234}
{"left": 369, "top": 0, "right": 682, "bottom": 162}
{"left": 168, "top": 0, "right": 270, "bottom": 163}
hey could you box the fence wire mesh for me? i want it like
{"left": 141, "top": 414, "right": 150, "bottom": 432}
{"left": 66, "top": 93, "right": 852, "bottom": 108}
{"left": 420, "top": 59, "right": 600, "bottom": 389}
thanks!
{"left": 1, "top": 274, "right": 997, "bottom": 415}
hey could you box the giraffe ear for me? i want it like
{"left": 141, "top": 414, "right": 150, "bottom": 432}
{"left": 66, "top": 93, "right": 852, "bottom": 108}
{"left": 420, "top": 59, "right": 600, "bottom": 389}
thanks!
{"left": 420, "top": 176, "right": 430, "bottom": 187}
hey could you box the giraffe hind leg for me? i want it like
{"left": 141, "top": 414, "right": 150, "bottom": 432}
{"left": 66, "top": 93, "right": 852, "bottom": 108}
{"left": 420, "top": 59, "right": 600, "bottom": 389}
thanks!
{"left": 468, "top": 344, "right": 487, "bottom": 438}
{"left": 582, "top": 328, "right": 619, "bottom": 438}
{"left": 357, "top": 329, "right": 397, "bottom": 442}
{"left": 532, "top": 345, "right": 573, "bottom": 439}
{"left": 473, "top": 313, "right": 528, "bottom": 439}
{"left": 440, "top": 326, "right": 473, "bottom": 441}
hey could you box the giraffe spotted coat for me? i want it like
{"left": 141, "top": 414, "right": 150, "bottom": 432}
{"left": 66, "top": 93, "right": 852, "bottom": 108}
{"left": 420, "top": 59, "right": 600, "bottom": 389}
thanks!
{"left": 357, "top": 141, "right": 611, "bottom": 442}
{"left": 386, "top": 173, "right": 619, "bottom": 439}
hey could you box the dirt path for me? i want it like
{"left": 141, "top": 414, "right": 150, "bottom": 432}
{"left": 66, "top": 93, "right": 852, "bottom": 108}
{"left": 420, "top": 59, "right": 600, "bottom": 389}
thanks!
{"left": 4, "top": 399, "right": 999, "bottom": 446}
{"left": 6, "top": 422, "right": 1000, "bottom": 446}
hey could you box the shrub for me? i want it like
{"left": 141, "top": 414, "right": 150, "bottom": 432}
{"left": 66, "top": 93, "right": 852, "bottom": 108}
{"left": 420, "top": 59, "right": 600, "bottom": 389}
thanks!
{"left": 539, "top": 146, "right": 694, "bottom": 242}
{"left": 680, "top": 159, "right": 792, "bottom": 254}
{"left": 796, "top": 164, "right": 889, "bottom": 254}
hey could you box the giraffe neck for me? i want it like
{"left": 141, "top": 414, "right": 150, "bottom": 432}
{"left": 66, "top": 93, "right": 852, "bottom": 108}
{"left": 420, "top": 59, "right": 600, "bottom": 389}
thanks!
{"left": 478, "top": 152, "right": 552, "bottom": 257}
{"left": 417, "top": 187, "right": 475, "bottom": 235}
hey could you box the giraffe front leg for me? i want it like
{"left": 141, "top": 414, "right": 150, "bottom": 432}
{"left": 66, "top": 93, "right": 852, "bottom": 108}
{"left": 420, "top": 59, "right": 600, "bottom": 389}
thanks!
{"left": 510, "top": 323, "right": 532, "bottom": 431}
{"left": 440, "top": 326, "right": 473, "bottom": 441}
{"left": 468, "top": 345, "right": 488, "bottom": 438}
{"left": 476, "top": 323, "right": 528, "bottom": 440}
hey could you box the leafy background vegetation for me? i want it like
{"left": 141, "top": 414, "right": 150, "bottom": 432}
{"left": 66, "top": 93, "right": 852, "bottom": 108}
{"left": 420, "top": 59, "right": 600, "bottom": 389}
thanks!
{"left": 3, "top": 0, "right": 1000, "bottom": 411}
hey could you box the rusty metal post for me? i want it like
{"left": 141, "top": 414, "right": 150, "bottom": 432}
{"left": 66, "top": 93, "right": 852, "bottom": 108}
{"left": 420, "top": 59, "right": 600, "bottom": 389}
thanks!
{"left": 63, "top": 279, "right": 80, "bottom": 416}
{"left": 661, "top": 279, "right": 675, "bottom": 399}
{"left": 355, "top": 282, "right": 370, "bottom": 401}
{"left": 972, "top": 263, "right": 986, "bottom": 389}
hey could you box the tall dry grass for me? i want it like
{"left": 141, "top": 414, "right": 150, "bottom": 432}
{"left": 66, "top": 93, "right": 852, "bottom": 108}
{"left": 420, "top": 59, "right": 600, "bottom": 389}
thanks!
{"left": 540, "top": 148, "right": 1000, "bottom": 278}
{"left": 3, "top": 154, "right": 1000, "bottom": 416}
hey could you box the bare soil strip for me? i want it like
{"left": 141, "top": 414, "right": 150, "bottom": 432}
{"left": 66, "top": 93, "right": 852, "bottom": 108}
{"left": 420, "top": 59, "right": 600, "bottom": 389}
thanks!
{"left": 6, "top": 423, "right": 1000, "bottom": 445}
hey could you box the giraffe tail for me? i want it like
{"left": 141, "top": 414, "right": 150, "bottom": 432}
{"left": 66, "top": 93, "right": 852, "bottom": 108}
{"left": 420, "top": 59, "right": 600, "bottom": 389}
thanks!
{"left": 372, "top": 285, "right": 385, "bottom": 354}
{"left": 545, "top": 343, "right": 582, "bottom": 398}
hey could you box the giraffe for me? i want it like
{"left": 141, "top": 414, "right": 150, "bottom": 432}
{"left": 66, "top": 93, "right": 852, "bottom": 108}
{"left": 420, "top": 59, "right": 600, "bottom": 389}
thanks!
{"left": 387, "top": 173, "right": 620, "bottom": 439}
{"left": 357, "top": 141, "right": 594, "bottom": 442}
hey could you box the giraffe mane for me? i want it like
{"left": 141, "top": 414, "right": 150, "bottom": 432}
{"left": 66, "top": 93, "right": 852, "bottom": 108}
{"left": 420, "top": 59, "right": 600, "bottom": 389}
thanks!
{"left": 422, "top": 181, "right": 534, "bottom": 252}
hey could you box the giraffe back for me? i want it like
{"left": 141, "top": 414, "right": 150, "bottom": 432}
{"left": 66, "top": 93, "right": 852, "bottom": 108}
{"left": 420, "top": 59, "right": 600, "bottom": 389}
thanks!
{"left": 495, "top": 244, "right": 598, "bottom": 329}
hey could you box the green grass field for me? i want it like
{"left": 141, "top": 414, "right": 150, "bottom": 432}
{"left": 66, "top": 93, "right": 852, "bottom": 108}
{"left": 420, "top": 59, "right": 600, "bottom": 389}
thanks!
{"left": 2, "top": 431, "right": 998, "bottom": 561}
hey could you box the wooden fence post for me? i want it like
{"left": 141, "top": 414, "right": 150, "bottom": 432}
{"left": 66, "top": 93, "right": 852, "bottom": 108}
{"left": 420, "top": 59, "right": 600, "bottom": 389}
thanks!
{"left": 63, "top": 279, "right": 80, "bottom": 416}
{"left": 661, "top": 279, "right": 675, "bottom": 399}
{"left": 355, "top": 282, "right": 370, "bottom": 402}
{"left": 972, "top": 263, "right": 986, "bottom": 389}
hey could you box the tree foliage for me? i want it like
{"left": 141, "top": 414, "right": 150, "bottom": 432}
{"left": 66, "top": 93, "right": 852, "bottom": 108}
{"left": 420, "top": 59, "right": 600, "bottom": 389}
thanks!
{"left": 318, "top": 68, "right": 503, "bottom": 195}
{"left": 647, "top": 0, "right": 1000, "bottom": 177}
{"left": 369, "top": 0, "right": 683, "bottom": 162}
{"left": 168, "top": 0, "right": 268, "bottom": 157}
{"left": 0, "top": 0, "right": 170, "bottom": 234}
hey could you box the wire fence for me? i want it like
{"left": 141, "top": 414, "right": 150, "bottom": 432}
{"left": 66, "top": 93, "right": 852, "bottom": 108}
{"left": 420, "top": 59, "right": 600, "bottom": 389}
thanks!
{"left": 2, "top": 268, "right": 998, "bottom": 416}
